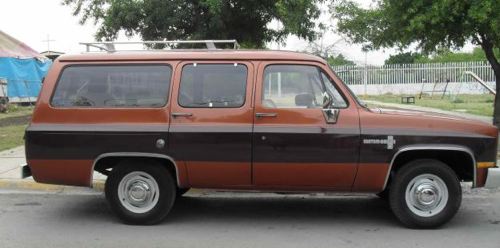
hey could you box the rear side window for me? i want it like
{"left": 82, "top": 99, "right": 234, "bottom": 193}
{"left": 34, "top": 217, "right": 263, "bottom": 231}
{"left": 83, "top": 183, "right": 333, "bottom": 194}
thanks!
{"left": 179, "top": 64, "right": 247, "bottom": 108}
{"left": 51, "top": 65, "right": 172, "bottom": 108}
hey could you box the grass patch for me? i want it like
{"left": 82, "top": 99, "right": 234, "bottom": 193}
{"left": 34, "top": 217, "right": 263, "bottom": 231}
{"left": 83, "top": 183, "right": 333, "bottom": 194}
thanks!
{"left": 0, "top": 105, "right": 34, "bottom": 120}
{"left": 0, "top": 124, "right": 27, "bottom": 151}
{"left": 0, "top": 104, "right": 32, "bottom": 151}
{"left": 360, "top": 94, "right": 494, "bottom": 116}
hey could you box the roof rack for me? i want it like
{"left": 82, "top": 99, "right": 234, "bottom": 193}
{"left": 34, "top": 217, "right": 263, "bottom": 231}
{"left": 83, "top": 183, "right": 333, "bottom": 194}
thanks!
{"left": 80, "top": 40, "right": 240, "bottom": 53}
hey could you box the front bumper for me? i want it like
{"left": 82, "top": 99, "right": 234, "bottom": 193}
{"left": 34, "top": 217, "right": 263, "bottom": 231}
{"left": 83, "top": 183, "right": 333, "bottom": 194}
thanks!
{"left": 485, "top": 167, "right": 500, "bottom": 189}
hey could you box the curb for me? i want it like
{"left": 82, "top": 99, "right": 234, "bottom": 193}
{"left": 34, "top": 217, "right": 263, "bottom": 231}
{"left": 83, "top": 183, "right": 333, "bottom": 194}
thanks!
{"left": 0, "top": 179, "right": 105, "bottom": 192}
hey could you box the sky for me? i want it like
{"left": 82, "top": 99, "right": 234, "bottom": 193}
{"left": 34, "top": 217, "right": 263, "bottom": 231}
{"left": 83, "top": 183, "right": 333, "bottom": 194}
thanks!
{"left": 0, "top": 0, "right": 473, "bottom": 65}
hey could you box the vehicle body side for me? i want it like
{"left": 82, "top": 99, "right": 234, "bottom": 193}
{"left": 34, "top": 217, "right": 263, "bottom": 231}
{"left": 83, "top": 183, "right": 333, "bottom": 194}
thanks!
{"left": 24, "top": 51, "right": 498, "bottom": 193}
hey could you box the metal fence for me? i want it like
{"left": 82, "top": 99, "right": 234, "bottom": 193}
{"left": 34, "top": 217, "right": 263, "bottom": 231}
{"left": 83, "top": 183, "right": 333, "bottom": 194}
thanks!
{"left": 331, "top": 61, "right": 496, "bottom": 95}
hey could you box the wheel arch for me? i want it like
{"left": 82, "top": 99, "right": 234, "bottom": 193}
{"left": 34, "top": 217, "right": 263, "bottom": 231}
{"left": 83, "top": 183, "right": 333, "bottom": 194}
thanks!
{"left": 90, "top": 152, "right": 184, "bottom": 188}
{"left": 383, "top": 145, "right": 476, "bottom": 190}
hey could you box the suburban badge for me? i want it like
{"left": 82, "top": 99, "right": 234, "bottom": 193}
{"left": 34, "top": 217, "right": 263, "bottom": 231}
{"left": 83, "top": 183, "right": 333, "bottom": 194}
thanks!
{"left": 363, "top": 136, "right": 396, "bottom": 150}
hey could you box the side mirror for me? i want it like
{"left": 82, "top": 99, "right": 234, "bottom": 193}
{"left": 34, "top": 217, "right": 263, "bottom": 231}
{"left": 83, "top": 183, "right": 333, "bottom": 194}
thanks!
{"left": 322, "top": 92, "right": 333, "bottom": 109}
{"left": 322, "top": 109, "right": 340, "bottom": 124}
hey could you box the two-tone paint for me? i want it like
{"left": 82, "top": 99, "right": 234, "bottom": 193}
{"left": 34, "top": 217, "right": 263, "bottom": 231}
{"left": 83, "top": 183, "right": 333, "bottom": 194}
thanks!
{"left": 25, "top": 51, "right": 498, "bottom": 192}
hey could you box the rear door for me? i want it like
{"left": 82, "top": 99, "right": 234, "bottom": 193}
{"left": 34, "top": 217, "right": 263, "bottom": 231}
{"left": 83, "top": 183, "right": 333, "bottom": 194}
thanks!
{"left": 252, "top": 62, "right": 360, "bottom": 190}
{"left": 169, "top": 61, "right": 254, "bottom": 187}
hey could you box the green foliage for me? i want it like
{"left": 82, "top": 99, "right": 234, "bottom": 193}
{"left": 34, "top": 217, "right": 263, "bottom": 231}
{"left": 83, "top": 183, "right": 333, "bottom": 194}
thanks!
{"left": 327, "top": 54, "right": 355, "bottom": 66}
{"left": 416, "top": 47, "right": 500, "bottom": 63}
{"left": 385, "top": 52, "right": 424, "bottom": 64}
{"left": 332, "top": 0, "right": 500, "bottom": 54}
{"left": 332, "top": 0, "right": 500, "bottom": 125}
{"left": 63, "top": 0, "right": 327, "bottom": 48}
{"left": 386, "top": 48, "right": 500, "bottom": 64}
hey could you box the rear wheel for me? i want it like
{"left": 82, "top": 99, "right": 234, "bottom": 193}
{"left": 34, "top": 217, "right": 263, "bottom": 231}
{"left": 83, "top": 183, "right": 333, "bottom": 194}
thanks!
{"left": 105, "top": 161, "right": 176, "bottom": 225}
{"left": 389, "top": 159, "right": 462, "bottom": 228}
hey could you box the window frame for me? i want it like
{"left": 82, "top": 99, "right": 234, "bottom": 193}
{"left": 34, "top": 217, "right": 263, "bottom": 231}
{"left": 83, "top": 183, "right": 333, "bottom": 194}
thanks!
{"left": 177, "top": 63, "right": 249, "bottom": 109}
{"left": 49, "top": 63, "right": 173, "bottom": 109}
{"left": 261, "top": 64, "right": 350, "bottom": 110}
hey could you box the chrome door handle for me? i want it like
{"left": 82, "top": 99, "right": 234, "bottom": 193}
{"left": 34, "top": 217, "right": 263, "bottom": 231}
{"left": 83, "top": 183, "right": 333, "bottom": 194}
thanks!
{"left": 172, "top": 112, "right": 193, "bottom": 118}
{"left": 255, "top": 112, "right": 278, "bottom": 118}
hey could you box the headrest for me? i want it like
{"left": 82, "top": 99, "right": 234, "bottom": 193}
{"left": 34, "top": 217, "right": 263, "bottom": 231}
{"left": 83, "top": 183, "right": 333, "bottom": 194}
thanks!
{"left": 295, "top": 93, "right": 314, "bottom": 107}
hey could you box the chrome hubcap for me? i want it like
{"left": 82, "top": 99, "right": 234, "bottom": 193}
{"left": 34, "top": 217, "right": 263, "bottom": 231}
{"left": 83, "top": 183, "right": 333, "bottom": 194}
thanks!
{"left": 118, "top": 171, "right": 159, "bottom": 214}
{"left": 405, "top": 174, "right": 448, "bottom": 217}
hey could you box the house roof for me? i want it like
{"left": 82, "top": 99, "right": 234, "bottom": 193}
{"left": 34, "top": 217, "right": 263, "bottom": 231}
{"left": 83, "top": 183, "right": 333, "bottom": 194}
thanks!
{"left": 0, "top": 30, "right": 44, "bottom": 58}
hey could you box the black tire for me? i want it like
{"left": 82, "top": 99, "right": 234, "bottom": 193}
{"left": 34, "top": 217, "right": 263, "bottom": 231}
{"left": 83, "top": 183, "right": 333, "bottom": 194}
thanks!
{"left": 177, "top": 188, "right": 190, "bottom": 197}
{"left": 389, "top": 159, "right": 462, "bottom": 228}
{"left": 105, "top": 161, "right": 176, "bottom": 225}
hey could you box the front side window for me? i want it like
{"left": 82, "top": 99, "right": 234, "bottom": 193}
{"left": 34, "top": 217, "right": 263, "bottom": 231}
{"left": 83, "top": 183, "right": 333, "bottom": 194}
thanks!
{"left": 51, "top": 65, "right": 172, "bottom": 107}
{"left": 179, "top": 64, "right": 247, "bottom": 108}
{"left": 262, "top": 65, "right": 347, "bottom": 109}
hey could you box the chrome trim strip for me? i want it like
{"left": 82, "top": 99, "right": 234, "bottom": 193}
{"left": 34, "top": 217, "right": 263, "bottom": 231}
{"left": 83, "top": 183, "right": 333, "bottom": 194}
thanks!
{"left": 382, "top": 145, "right": 476, "bottom": 190}
{"left": 27, "top": 124, "right": 169, "bottom": 132}
{"left": 90, "top": 152, "right": 182, "bottom": 187}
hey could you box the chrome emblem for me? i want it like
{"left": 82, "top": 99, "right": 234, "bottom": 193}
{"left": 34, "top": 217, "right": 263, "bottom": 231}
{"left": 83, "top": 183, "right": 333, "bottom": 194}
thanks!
{"left": 363, "top": 135, "right": 396, "bottom": 150}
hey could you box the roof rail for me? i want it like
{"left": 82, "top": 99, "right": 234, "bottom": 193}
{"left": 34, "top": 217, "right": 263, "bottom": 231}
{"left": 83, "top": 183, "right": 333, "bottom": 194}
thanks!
{"left": 80, "top": 40, "right": 240, "bottom": 52}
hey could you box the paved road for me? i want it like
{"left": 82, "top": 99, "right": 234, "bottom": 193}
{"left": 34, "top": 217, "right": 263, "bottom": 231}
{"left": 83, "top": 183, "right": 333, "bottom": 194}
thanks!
{"left": 0, "top": 189, "right": 499, "bottom": 248}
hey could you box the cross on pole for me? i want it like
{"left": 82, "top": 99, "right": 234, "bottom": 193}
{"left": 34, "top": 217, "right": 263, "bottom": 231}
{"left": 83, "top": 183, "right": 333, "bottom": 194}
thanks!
{"left": 42, "top": 34, "right": 55, "bottom": 52}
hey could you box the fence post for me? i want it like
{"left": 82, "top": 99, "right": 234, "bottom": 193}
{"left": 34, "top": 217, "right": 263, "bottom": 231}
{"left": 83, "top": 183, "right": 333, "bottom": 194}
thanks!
{"left": 363, "top": 65, "right": 368, "bottom": 95}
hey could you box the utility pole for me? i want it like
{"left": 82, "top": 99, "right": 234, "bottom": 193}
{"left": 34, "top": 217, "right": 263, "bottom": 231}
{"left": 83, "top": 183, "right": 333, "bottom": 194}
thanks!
{"left": 42, "top": 34, "right": 55, "bottom": 52}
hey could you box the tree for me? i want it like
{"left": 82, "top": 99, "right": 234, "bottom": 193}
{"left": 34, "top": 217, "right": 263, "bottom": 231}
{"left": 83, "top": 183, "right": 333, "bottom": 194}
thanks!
{"left": 328, "top": 54, "right": 355, "bottom": 66}
{"left": 63, "top": 0, "right": 327, "bottom": 48}
{"left": 385, "top": 52, "right": 424, "bottom": 64}
{"left": 416, "top": 47, "right": 500, "bottom": 63}
{"left": 333, "top": 0, "right": 500, "bottom": 127}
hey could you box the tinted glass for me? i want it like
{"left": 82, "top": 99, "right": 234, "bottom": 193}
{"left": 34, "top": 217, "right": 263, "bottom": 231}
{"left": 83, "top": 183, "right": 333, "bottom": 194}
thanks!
{"left": 51, "top": 65, "right": 172, "bottom": 107}
{"left": 179, "top": 64, "right": 247, "bottom": 108}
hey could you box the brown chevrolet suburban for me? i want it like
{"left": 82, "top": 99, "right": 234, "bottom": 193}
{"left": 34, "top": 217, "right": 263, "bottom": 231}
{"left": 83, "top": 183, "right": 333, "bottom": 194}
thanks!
{"left": 23, "top": 44, "right": 499, "bottom": 228}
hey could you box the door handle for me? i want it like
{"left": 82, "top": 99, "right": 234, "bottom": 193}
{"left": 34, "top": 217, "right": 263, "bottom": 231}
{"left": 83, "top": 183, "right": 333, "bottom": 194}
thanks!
{"left": 255, "top": 112, "right": 278, "bottom": 118}
{"left": 172, "top": 112, "right": 193, "bottom": 118}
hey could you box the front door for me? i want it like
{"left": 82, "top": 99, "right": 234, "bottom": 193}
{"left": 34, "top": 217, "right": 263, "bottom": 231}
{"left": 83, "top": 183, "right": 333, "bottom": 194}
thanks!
{"left": 252, "top": 62, "right": 360, "bottom": 190}
{"left": 169, "top": 61, "right": 254, "bottom": 187}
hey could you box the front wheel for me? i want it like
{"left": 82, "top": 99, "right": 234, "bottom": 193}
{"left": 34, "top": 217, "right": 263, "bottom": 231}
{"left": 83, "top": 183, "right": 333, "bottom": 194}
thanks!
{"left": 105, "top": 161, "right": 176, "bottom": 225}
{"left": 389, "top": 159, "right": 462, "bottom": 228}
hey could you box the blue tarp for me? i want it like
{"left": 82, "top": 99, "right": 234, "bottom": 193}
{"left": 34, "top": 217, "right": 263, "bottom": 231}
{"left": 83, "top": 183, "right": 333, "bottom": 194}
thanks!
{"left": 0, "top": 57, "right": 52, "bottom": 101}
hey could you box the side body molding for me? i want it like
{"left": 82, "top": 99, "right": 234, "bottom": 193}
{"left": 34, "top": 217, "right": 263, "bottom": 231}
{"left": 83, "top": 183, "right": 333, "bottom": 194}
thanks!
{"left": 90, "top": 152, "right": 183, "bottom": 187}
{"left": 383, "top": 145, "right": 476, "bottom": 190}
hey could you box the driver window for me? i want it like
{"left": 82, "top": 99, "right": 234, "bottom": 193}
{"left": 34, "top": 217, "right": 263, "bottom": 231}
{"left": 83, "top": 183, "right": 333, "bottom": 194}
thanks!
{"left": 262, "top": 65, "right": 327, "bottom": 109}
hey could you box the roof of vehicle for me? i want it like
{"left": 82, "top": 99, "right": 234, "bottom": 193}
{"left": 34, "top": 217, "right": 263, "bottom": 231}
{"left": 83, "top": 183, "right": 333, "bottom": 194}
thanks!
{"left": 57, "top": 50, "right": 327, "bottom": 64}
